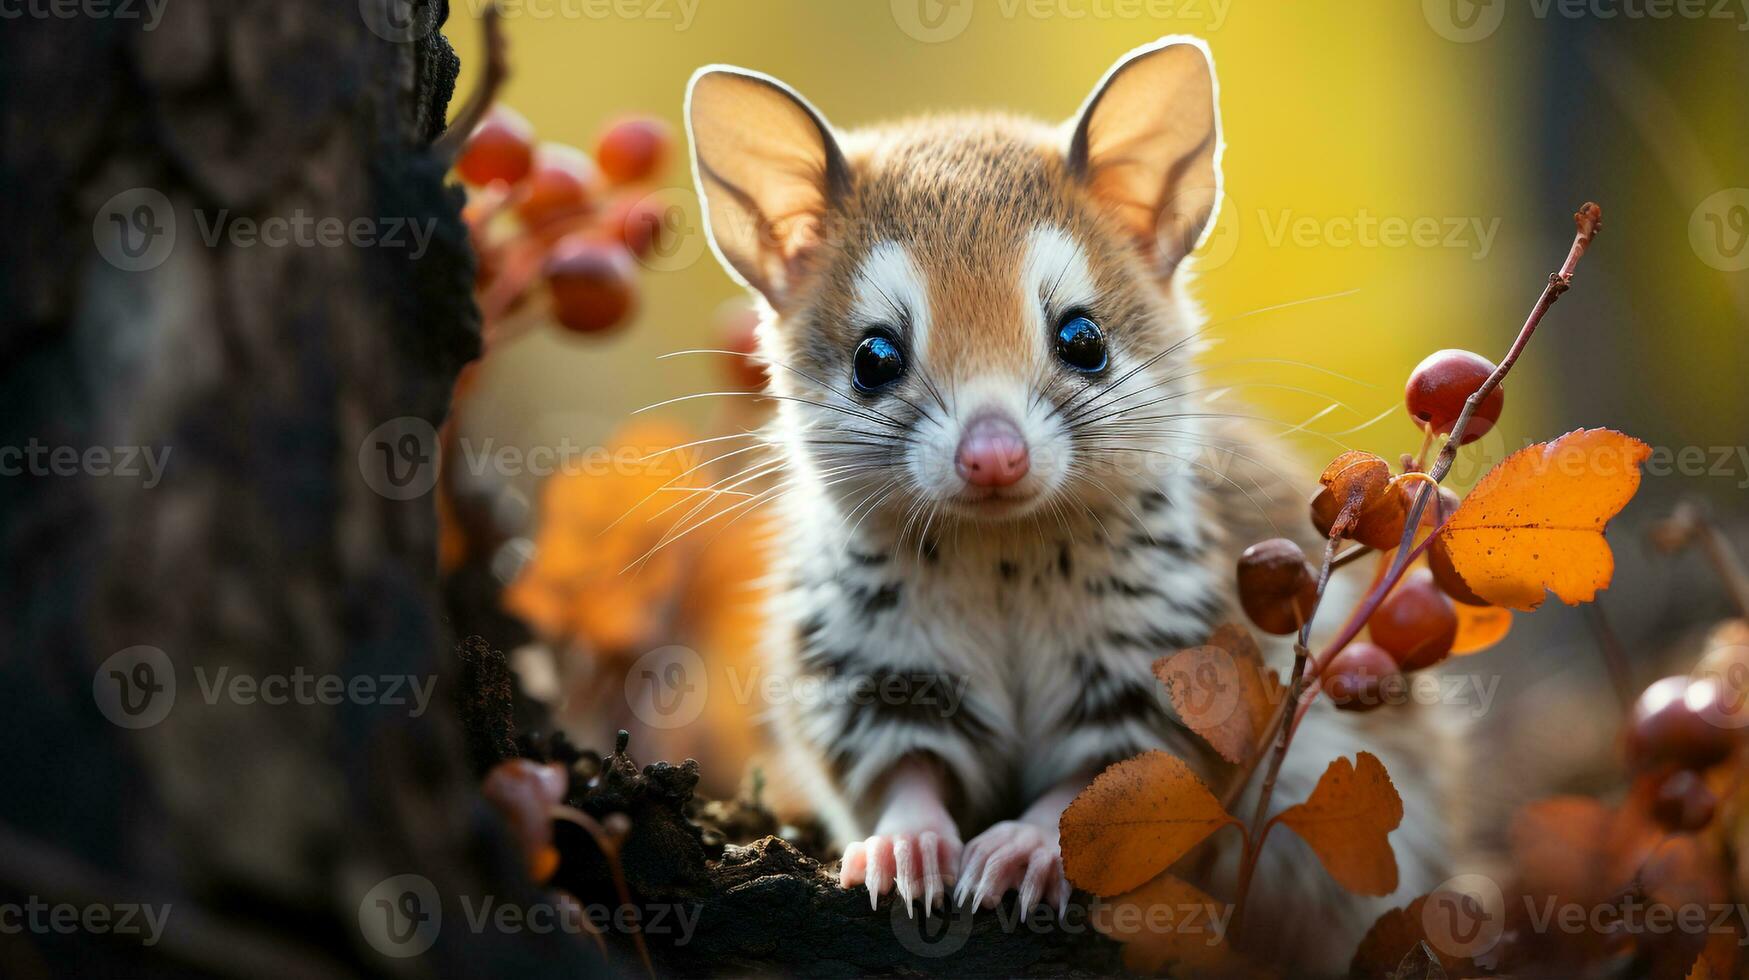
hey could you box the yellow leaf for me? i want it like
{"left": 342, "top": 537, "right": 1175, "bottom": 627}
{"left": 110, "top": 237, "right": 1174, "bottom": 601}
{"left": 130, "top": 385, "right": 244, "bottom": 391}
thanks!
{"left": 1451, "top": 603, "right": 1512, "bottom": 655}
{"left": 1437, "top": 428, "right": 1650, "bottom": 611}
{"left": 1060, "top": 752, "right": 1238, "bottom": 897}
{"left": 1154, "top": 624, "right": 1285, "bottom": 765}
{"left": 1274, "top": 752, "right": 1403, "bottom": 896}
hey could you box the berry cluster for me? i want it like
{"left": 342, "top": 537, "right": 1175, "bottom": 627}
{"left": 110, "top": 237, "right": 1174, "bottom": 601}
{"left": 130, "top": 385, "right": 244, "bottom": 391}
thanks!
{"left": 458, "top": 105, "right": 676, "bottom": 336}
{"left": 1236, "top": 348, "right": 1508, "bottom": 712}
{"left": 1627, "top": 675, "right": 1730, "bottom": 832}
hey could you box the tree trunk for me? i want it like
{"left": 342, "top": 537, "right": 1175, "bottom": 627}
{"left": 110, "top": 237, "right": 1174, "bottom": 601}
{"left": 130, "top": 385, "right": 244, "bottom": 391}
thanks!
{"left": 0, "top": 2, "right": 605, "bottom": 976}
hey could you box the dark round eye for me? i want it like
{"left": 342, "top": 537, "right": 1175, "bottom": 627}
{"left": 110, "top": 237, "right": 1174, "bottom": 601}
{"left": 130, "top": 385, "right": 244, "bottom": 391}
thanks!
{"left": 1054, "top": 315, "right": 1108, "bottom": 373}
{"left": 852, "top": 334, "right": 906, "bottom": 392}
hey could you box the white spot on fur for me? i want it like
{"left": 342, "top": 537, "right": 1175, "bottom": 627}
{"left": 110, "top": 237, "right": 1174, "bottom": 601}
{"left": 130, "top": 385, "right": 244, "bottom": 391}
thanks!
{"left": 851, "top": 241, "right": 930, "bottom": 345}
{"left": 1021, "top": 224, "right": 1098, "bottom": 317}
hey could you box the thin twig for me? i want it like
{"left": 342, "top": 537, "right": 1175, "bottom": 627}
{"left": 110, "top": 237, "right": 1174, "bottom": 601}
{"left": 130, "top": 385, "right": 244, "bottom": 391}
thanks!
{"left": 1583, "top": 601, "right": 1637, "bottom": 714}
{"left": 433, "top": 4, "right": 509, "bottom": 164}
{"left": 1310, "top": 203, "right": 1604, "bottom": 677}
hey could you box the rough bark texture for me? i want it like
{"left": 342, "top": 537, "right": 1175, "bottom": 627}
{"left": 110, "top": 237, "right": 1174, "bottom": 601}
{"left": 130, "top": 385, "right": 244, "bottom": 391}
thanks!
{"left": 0, "top": 1, "right": 605, "bottom": 976}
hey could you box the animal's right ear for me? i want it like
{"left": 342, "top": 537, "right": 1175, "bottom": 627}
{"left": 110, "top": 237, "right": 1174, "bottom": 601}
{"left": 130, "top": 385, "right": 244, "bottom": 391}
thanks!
{"left": 686, "top": 67, "right": 850, "bottom": 310}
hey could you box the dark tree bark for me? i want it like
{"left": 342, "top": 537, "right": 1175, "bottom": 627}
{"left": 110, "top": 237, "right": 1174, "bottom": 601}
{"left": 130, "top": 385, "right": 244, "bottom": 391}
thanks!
{"left": 0, "top": 2, "right": 605, "bottom": 976}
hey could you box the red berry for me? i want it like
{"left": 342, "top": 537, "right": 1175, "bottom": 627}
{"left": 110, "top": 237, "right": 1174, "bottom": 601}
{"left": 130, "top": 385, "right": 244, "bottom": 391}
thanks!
{"left": 1627, "top": 676, "right": 1735, "bottom": 771}
{"left": 516, "top": 143, "right": 601, "bottom": 231}
{"left": 604, "top": 193, "right": 670, "bottom": 259}
{"left": 1236, "top": 538, "right": 1319, "bottom": 636}
{"left": 457, "top": 105, "right": 536, "bottom": 187}
{"left": 544, "top": 236, "right": 637, "bottom": 335}
{"left": 1325, "top": 642, "right": 1403, "bottom": 712}
{"left": 716, "top": 303, "right": 766, "bottom": 390}
{"left": 1404, "top": 349, "right": 1505, "bottom": 445}
{"left": 595, "top": 116, "right": 674, "bottom": 185}
{"left": 1367, "top": 569, "right": 1458, "bottom": 671}
{"left": 1651, "top": 770, "right": 1717, "bottom": 832}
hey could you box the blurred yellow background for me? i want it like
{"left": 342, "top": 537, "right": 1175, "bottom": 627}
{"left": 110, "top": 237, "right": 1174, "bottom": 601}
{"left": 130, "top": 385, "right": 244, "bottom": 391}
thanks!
{"left": 447, "top": 0, "right": 1745, "bottom": 494}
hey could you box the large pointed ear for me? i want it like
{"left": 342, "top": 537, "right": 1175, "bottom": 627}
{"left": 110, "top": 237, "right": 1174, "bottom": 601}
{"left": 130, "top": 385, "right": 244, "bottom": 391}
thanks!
{"left": 686, "top": 66, "right": 850, "bottom": 309}
{"left": 1066, "top": 37, "right": 1223, "bottom": 279}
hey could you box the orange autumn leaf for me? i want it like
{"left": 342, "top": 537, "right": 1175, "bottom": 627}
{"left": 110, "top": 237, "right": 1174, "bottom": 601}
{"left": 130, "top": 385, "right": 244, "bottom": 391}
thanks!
{"left": 1092, "top": 874, "right": 1255, "bottom": 978}
{"left": 1437, "top": 428, "right": 1650, "bottom": 611}
{"left": 1274, "top": 752, "right": 1403, "bottom": 896}
{"left": 503, "top": 419, "right": 705, "bottom": 652}
{"left": 1154, "top": 624, "right": 1285, "bottom": 765}
{"left": 1060, "top": 751, "right": 1239, "bottom": 897}
{"left": 1451, "top": 602, "right": 1512, "bottom": 655}
{"left": 1350, "top": 895, "right": 1485, "bottom": 979}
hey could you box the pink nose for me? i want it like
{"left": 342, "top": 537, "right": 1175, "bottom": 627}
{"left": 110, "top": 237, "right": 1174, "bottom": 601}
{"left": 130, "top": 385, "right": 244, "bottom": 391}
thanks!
{"left": 955, "top": 415, "right": 1030, "bottom": 488}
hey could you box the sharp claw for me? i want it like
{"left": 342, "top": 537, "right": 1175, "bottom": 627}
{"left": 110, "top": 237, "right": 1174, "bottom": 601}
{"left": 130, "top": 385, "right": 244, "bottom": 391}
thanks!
{"left": 869, "top": 878, "right": 880, "bottom": 911}
{"left": 1018, "top": 880, "right": 1039, "bottom": 920}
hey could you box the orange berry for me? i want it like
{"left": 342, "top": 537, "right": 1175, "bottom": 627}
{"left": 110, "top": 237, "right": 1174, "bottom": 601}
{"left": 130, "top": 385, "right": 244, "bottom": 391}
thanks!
{"left": 457, "top": 105, "right": 536, "bottom": 187}
{"left": 516, "top": 143, "right": 601, "bottom": 231}
{"left": 595, "top": 116, "right": 674, "bottom": 184}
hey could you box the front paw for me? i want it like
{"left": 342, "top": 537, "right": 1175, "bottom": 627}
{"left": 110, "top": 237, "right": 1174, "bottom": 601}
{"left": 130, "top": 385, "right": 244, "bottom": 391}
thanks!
{"left": 839, "top": 829, "right": 961, "bottom": 915}
{"left": 956, "top": 820, "right": 1069, "bottom": 918}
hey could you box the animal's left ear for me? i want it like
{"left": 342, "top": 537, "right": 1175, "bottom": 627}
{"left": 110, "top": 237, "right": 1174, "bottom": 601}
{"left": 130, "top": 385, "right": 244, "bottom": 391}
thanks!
{"left": 1066, "top": 36, "right": 1223, "bottom": 279}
